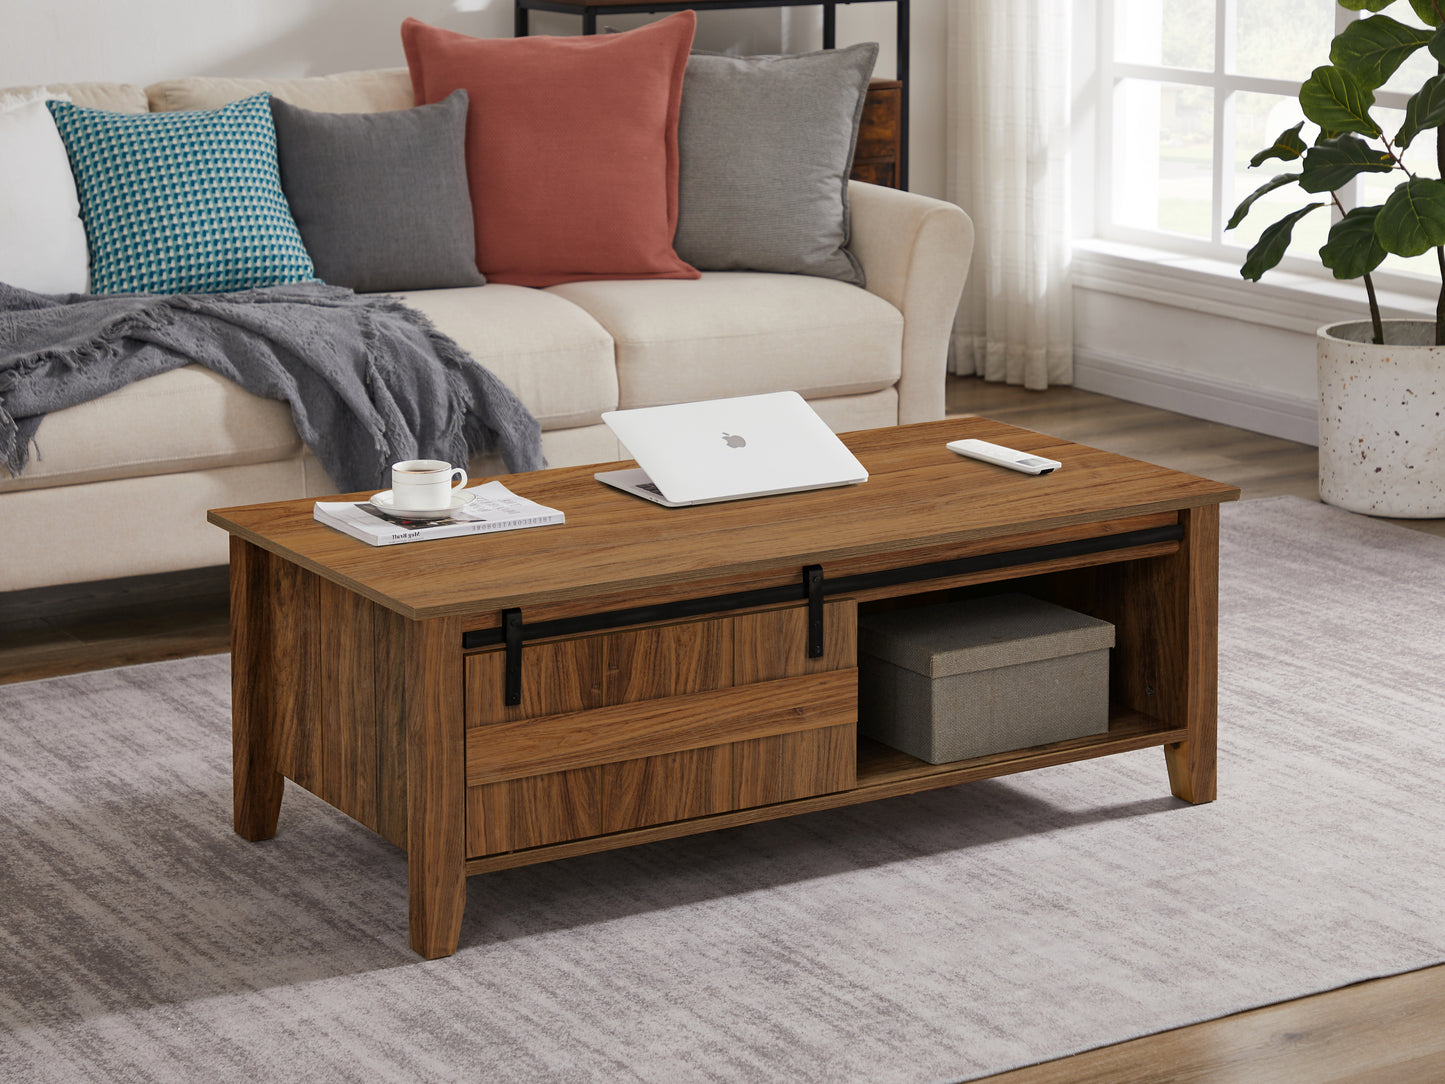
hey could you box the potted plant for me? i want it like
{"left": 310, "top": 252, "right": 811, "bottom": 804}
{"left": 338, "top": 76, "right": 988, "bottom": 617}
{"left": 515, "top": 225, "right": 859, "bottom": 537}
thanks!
{"left": 1230, "top": 0, "right": 1444, "bottom": 518}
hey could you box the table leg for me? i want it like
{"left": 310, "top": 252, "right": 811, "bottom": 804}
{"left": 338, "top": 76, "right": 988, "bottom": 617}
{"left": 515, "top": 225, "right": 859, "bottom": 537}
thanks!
{"left": 402, "top": 614, "right": 467, "bottom": 959}
{"left": 1162, "top": 503, "right": 1220, "bottom": 804}
{"left": 229, "top": 537, "right": 284, "bottom": 840}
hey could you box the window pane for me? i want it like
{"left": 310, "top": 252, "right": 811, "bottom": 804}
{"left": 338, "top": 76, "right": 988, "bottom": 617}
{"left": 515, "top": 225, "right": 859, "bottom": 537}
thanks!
{"left": 1114, "top": 0, "right": 1213, "bottom": 70}
{"left": 1226, "top": 92, "right": 1327, "bottom": 260}
{"left": 1113, "top": 80, "right": 1213, "bottom": 237}
{"left": 1233, "top": 0, "right": 1336, "bottom": 81}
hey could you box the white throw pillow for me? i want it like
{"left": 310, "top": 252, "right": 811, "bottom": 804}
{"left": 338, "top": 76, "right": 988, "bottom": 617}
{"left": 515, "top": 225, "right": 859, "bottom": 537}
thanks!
{"left": 0, "top": 91, "right": 90, "bottom": 294}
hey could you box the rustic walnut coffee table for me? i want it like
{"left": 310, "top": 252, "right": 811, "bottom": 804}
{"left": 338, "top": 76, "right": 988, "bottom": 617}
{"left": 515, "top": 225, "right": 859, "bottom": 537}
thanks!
{"left": 208, "top": 417, "right": 1239, "bottom": 958}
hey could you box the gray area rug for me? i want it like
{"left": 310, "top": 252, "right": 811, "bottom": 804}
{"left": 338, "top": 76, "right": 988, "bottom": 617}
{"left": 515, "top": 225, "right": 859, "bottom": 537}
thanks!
{"left": 2, "top": 496, "right": 1443, "bottom": 1083}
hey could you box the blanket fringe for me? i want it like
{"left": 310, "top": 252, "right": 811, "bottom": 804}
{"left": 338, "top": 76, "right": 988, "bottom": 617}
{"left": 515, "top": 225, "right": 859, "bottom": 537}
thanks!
{"left": 368, "top": 294, "right": 504, "bottom": 468}
{"left": 1, "top": 301, "right": 177, "bottom": 475}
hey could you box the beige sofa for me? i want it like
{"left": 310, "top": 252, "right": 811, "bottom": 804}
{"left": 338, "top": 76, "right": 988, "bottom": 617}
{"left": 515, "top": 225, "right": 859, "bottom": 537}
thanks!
{"left": 0, "top": 68, "right": 973, "bottom": 594}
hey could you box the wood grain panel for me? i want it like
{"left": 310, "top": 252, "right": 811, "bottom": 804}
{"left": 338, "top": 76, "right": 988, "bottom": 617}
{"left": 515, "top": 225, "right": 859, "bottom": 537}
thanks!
{"left": 373, "top": 606, "right": 410, "bottom": 849}
{"left": 466, "top": 766, "right": 601, "bottom": 855}
{"left": 601, "top": 746, "right": 733, "bottom": 833}
{"left": 733, "top": 723, "right": 856, "bottom": 808}
{"left": 465, "top": 636, "right": 604, "bottom": 726}
{"left": 268, "top": 557, "right": 319, "bottom": 791}
{"left": 733, "top": 600, "right": 856, "bottom": 683}
{"left": 465, "top": 669, "right": 857, "bottom": 786}
{"left": 606, "top": 619, "right": 734, "bottom": 704}
{"left": 317, "top": 575, "right": 375, "bottom": 826}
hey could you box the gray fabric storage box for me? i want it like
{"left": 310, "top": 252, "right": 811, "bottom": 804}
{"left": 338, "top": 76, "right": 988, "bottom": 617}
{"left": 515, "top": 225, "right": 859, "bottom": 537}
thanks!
{"left": 858, "top": 593, "right": 1114, "bottom": 763}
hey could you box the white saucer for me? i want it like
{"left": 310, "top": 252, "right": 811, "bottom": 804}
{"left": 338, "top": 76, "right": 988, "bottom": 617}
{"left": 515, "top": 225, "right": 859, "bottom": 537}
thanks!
{"left": 368, "top": 489, "right": 475, "bottom": 521}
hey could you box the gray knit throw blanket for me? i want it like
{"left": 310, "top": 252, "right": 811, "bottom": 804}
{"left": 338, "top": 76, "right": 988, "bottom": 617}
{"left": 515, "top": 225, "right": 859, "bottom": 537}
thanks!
{"left": 0, "top": 282, "right": 543, "bottom": 492}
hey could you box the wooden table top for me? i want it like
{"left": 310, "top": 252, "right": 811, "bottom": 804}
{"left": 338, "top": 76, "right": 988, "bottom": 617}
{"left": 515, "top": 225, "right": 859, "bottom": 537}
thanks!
{"left": 208, "top": 417, "right": 1240, "bottom": 621}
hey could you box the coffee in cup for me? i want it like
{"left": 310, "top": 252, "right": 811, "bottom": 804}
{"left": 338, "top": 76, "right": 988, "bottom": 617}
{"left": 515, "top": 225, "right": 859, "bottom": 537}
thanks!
{"left": 391, "top": 459, "right": 467, "bottom": 511}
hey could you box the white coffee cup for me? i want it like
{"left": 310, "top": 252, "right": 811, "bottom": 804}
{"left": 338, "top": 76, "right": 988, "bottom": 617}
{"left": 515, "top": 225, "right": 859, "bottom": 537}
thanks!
{"left": 391, "top": 459, "right": 467, "bottom": 511}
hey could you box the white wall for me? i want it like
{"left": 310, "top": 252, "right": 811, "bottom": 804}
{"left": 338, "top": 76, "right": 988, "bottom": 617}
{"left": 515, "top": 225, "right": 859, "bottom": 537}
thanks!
{"left": 835, "top": 0, "right": 949, "bottom": 198}
{"left": 2, "top": 0, "right": 476, "bottom": 85}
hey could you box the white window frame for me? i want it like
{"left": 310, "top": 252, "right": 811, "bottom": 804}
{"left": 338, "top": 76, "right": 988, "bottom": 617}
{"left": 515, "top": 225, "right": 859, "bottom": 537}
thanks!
{"left": 1088, "top": 0, "right": 1437, "bottom": 307}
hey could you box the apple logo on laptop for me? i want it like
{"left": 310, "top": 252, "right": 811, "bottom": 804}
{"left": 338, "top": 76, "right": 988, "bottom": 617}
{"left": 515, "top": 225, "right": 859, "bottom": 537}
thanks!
{"left": 722, "top": 432, "right": 747, "bottom": 449}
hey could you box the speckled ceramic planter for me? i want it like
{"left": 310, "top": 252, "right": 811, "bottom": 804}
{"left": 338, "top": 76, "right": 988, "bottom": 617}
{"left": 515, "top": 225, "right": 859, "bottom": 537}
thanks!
{"left": 1317, "top": 320, "right": 1445, "bottom": 518}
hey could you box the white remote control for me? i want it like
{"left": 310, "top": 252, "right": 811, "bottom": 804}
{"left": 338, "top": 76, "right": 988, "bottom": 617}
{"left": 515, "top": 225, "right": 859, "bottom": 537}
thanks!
{"left": 947, "top": 438, "right": 1061, "bottom": 475}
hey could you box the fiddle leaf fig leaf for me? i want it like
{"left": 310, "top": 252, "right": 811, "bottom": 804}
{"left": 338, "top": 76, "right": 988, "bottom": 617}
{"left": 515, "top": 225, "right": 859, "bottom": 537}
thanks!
{"left": 1320, "top": 205, "right": 1389, "bottom": 279}
{"left": 1376, "top": 177, "right": 1445, "bottom": 256}
{"left": 1227, "top": 173, "right": 1303, "bottom": 230}
{"left": 1337, "top": 0, "right": 1399, "bottom": 10}
{"left": 1299, "top": 135, "right": 1396, "bottom": 192}
{"left": 1409, "top": 0, "right": 1444, "bottom": 27}
{"left": 1397, "top": 72, "right": 1445, "bottom": 148}
{"left": 1331, "top": 14, "right": 1433, "bottom": 89}
{"left": 1249, "top": 122, "right": 1308, "bottom": 167}
{"left": 1241, "top": 204, "right": 1326, "bottom": 281}
{"left": 1300, "top": 65, "right": 1381, "bottom": 137}
{"left": 1430, "top": 24, "right": 1445, "bottom": 64}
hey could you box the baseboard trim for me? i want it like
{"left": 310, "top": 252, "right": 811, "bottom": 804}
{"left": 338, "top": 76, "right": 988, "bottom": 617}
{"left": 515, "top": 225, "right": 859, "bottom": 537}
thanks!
{"left": 1073, "top": 349, "right": 1319, "bottom": 446}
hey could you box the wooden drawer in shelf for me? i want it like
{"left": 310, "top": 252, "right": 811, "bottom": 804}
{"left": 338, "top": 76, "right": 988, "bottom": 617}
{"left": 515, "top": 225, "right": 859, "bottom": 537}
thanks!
{"left": 462, "top": 600, "right": 857, "bottom": 857}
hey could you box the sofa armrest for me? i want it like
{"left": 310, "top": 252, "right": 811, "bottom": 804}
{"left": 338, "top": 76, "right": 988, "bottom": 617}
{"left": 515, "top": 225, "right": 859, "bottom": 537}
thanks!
{"left": 848, "top": 181, "right": 974, "bottom": 424}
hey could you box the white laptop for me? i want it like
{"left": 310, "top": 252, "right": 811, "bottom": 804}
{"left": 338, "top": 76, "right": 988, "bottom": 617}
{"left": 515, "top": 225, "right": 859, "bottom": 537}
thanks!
{"left": 595, "top": 391, "right": 868, "bottom": 507}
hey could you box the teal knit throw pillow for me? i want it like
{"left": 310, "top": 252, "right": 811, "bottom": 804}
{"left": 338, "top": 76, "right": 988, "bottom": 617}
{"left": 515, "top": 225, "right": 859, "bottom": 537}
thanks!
{"left": 46, "top": 94, "right": 315, "bottom": 294}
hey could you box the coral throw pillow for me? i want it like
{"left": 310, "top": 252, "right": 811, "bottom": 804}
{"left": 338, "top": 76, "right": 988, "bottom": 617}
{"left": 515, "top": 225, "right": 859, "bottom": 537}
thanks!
{"left": 401, "top": 13, "right": 700, "bottom": 287}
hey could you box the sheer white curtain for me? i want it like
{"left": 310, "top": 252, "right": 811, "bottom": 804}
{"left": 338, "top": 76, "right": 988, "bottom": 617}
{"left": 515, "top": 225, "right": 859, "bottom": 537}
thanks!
{"left": 946, "top": 0, "right": 1074, "bottom": 389}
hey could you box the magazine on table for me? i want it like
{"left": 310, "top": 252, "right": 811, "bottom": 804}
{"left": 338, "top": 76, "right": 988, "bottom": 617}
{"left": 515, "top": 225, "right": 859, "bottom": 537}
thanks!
{"left": 313, "top": 481, "right": 564, "bottom": 546}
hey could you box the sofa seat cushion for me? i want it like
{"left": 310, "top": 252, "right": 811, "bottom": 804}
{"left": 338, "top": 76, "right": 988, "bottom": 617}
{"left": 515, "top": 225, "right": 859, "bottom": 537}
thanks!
{"left": 547, "top": 272, "right": 902, "bottom": 409}
{"left": 392, "top": 285, "right": 618, "bottom": 430}
{"left": 0, "top": 366, "right": 300, "bottom": 493}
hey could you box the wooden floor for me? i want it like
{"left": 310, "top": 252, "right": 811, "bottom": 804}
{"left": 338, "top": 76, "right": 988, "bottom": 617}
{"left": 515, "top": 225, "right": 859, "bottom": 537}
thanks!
{"left": 3, "top": 377, "right": 1443, "bottom": 1081}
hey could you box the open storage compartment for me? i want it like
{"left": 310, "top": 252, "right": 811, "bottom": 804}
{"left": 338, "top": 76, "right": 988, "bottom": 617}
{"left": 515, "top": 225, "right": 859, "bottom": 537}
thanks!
{"left": 849, "top": 550, "right": 1193, "bottom": 792}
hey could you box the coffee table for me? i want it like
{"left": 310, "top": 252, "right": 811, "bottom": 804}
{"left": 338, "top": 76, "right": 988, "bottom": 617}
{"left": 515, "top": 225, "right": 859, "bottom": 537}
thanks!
{"left": 208, "top": 417, "right": 1239, "bottom": 958}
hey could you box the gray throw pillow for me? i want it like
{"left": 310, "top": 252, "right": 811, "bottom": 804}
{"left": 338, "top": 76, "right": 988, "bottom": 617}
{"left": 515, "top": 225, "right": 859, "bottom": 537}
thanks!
{"left": 674, "top": 43, "right": 878, "bottom": 286}
{"left": 269, "top": 90, "right": 484, "bottom": 292}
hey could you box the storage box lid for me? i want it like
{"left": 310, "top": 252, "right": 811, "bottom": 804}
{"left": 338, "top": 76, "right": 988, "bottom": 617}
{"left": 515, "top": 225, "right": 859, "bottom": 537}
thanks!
{"left": 858, "top": 593, "right": 1115, "bottom": 677}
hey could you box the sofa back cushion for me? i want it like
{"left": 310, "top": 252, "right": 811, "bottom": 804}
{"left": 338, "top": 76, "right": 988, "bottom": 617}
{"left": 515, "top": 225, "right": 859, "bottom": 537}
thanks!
{"left": 146, "top": 68, "right": 414, "bottom": 114}
{"left": 401, "top": 13, "right": 700, "bottom": 288}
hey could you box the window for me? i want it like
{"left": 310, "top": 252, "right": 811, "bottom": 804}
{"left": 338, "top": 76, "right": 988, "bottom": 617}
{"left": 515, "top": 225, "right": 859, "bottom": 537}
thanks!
{"left": 1096, "top": 0, "right": 1438, "bottom": 286}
